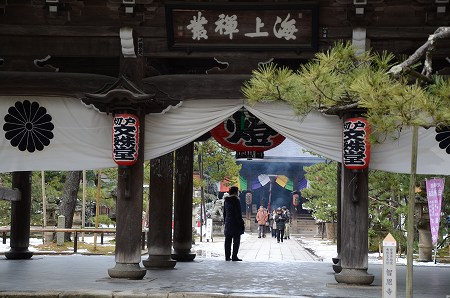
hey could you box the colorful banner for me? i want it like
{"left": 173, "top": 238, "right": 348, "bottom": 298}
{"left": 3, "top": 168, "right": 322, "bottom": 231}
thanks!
{"left": 425, "top": 178, "right": 445, "bottom": 245}
{"left": 298, "top": 177, "right": 308, "bottom": 190}
{"left": 285, "top": 179, "right": 294, "bottom": 191}
{"left": 275, "top": 175, "right": 288, "bottom": 187}
{"left": 248, "top": 174, "right": 296, "bottom": 191}
{"left": 258, "top": 174, "right": 271, "bottom": 186}
{"left": 239, "top": 175, "right": 248, "bottom": 191}
{"left": 252, "top": 179, "right": 263, "bottom": 190}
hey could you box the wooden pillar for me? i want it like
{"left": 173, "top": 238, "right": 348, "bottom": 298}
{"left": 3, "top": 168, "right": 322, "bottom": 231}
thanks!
{"left": 292, "top": 175, "right": 299, "bottom": 220}
{"left": 108, "top": 112, "right": 146, "bottom": 279}
{"left": 108, "top": 27, "right": 147, "bottom": 279}
{"left": 335, "top": 113, "right": 374, "bottom": 285}
{"left": 332, "top": 162, "right": 342, "bottom": 273}
{"left": 336, "top": 162, "right": 342, "bottom": 255}
{"left": 5, "top": 171, "right": 33, "bottom": 260}
{"left": 172, "top": 143, "right": 196, "bottom": 262}
{"left": 143, "top": 152, "right": 176, "bottom": 268}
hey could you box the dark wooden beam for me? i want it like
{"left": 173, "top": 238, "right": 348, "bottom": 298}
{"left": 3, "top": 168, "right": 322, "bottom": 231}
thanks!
{"left": 0, "top": 25, "right": 164, "bottom": 37}
{"left": 0, "top": 72, "right": 251, "bottom": 101}
{"left": 143, "top": 74, "right": 250, "bottom": 100}
{"left": 0, "top": 72, "right": 116, "bottom": 97}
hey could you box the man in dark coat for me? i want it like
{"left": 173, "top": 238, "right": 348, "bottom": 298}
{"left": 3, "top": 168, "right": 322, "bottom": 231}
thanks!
{"left": 275, "top": 207, "right": 287, "bottom": 243}
{"left": 223, "top": 186, "right": 245, "bottom": 261}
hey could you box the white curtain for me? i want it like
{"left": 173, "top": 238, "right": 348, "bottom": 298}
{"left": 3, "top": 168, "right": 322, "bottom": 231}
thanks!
{"left": 145, "top": 99, "right": 450, "bottom": 175}
{"left": 0, "top": 96, "right": 116, "bottom": 172}
{"left": 0, "top": 96, "right": 449, "bottom": 175}
{"left": 144, "top": 98, "right": 243, "bottom": 159}
{"left": 244, "top": 101, "right": 342, "bottom": 161}
{"left": 245, "top": 101, "right": 450, "bottom": 175}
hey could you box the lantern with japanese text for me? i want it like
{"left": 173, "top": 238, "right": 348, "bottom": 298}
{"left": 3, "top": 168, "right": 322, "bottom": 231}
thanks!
{"left": 292, "top": 193, "right": 300, "bottom": 207}
{"left": 342, "top": 117, "right": 370, "bottom": 170}
{"left": 211, "top": 109, "right": 285, "bottom": 159}
{"left": 245, "top": 191, "right": 252, "bottom": 205}
{"left": 112, "top": 113, "right": 139, "bottom": 166}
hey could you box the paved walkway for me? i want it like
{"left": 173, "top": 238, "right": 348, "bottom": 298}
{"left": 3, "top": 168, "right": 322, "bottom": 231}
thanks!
{"left": 241, "top": 234, "right": 317, "bottom": 262}
{"left": 0, "top": 233, "right": 449, "bottom": 297}
{"left": 197, "top": 232, "right": 317, "bottom": 262}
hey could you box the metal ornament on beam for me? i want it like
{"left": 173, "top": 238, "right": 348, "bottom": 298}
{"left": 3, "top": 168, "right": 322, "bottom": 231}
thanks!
{"left": 236, "top": 151, "right": 264, "bottom": 159}
{"left": 82, "top": 76, "right": 156, "bottom": 115}
{"left": 82, "top": 75, "right": 181, "bottom": 167}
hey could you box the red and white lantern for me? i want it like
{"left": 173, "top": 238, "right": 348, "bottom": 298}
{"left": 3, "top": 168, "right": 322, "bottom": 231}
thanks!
{"left": 292, "top": 193, "right": 300, "bottom": 207}
{"left": 211, "top": 109, "right": 285, "bottom": 159}
{"left": 112, "top": 113, "right": 139, "bottom": 166}
{"left": 342, "top": 117, "right": 370, "bottom": 170}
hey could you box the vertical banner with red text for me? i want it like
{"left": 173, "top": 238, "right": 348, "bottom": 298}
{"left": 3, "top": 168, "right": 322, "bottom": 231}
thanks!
{"left": 425, "top": 178, "right": 445, "bottom": 245}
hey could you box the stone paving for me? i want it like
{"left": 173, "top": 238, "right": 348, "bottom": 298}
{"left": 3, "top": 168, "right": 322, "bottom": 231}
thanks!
{"left": 0, "top": 233, "right": 449, "bottom": 297}
{"left": 216, "top": 233, "right": 318, "bottom": 262}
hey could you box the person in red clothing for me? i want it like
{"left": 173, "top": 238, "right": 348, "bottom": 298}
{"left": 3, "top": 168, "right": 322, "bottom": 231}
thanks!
{"left": 256, "top": 206, "right": 269, "bottom": 238}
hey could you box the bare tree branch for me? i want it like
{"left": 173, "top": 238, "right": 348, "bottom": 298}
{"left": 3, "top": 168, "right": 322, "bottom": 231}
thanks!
{"left": 388, "top": 27, "right": 450, "bottom": 78}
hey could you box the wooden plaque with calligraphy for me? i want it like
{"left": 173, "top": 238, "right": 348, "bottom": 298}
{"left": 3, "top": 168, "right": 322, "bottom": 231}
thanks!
{"left": 165, "top": 2, "right": 319, "bottom": 51}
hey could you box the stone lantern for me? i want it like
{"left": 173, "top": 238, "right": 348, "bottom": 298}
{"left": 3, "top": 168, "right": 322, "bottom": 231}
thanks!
{"left": 415, "top": 183, "right": 433, "bottom": 262}
{"left": 44, "top": 200, "right": 58, "bottom": 244}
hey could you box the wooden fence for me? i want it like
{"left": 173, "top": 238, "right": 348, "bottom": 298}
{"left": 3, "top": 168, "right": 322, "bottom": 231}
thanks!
{"left": 0, "top": 227, "right": 147, "bottom": 253}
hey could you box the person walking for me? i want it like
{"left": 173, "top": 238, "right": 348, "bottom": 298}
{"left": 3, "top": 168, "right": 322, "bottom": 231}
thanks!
{"left": 256, "top": 206, "right": 268, "bottom": 238}
{"left": 271, "top": 209, "right": 277, "bottom": 238}
{"left": 274, "top": 207, "right": 287, "bottom": 243}
{"left": 223, "top": 186, "right": 245, "bottom": 261}
{"left": 282, "top": 206, "right": 291, "bottom": 240}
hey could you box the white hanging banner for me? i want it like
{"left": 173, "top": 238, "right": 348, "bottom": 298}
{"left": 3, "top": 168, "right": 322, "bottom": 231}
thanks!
{"left": 425, "top": 178, "right": 445, "bottom": 245}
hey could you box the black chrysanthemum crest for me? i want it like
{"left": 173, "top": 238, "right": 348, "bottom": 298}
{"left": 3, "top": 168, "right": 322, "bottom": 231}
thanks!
{"left": 3, "top": 100, "right": 54, "bottom": 152}
{"left": 435, "top": 126, "right": 450, "bottom": 154}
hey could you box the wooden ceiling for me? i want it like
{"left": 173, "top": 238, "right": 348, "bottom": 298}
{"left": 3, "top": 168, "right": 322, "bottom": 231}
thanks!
{"left": 0, "top": 0, "right": 449, "bottom": 77}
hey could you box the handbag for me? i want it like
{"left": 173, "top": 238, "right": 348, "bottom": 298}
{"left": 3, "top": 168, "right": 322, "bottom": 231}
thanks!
{"left": 265, "top": 221, "right": 269, "bottom": 226}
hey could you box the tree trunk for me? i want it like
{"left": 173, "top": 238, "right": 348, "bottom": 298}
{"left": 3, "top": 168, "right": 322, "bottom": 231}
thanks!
{"left": 59, "top": 171, "right": 82, "bottom": 241}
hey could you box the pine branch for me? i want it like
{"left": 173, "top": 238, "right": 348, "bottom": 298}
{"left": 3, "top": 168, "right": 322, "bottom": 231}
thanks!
{"left": 322, "top": 103, "right": 360, "bottom": 115}
{"left": 369, "top": 195, "right": 401, "bottom": 208}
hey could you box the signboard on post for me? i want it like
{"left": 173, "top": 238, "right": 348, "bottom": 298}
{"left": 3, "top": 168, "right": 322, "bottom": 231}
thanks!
{"left": 205, "top": 218, "right": 213, "bottom": 242}
{"left": 382, "top": 233, "right": 397, "bottom": 298}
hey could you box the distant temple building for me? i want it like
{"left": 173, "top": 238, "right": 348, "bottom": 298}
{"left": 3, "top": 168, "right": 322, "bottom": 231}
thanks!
{"left": 237, "top": 138, "right": 325, "bottom": 217}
